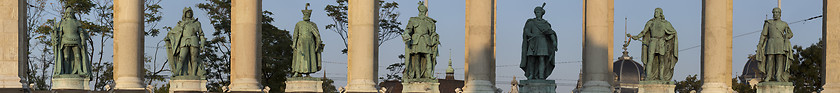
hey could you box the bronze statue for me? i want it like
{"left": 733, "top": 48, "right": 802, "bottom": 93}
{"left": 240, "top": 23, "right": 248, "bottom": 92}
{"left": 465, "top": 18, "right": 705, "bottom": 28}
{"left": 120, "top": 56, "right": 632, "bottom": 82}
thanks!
{"left": 52, "top": 7, "right": 92, "bottom": 78}
{"left": 292, "top": 3, "right": 325, "bottom": 77}
{"left": 520, "top": 3, "right": 557, "bottom": 80}
{"left": 627, "top": 8, "right": 679, "bottom": 81}
{"left": 165, "top": 7, "right": 206, "bottom": 79}
{"left": 756, "top": 7, "right": 793, "bottom": 82}
{"left": 402, "top": 1, "right": 439, "bottom": 81}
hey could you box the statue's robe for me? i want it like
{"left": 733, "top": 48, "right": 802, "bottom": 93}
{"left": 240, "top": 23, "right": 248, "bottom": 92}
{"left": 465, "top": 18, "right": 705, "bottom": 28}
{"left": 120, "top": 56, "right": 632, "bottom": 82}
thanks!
{"left": 52, "top": 16, "right": 91, "bottom": 77}
{"left": 402, "top": 16, "right": 439, "bottom": 80}
{"left": 292, "top": 19, "right": 323, "bottom": 74}
{"left": 520, "top": 18, "right": 557, "bottom": 79}
{"left": 756, "top": 19, "right": 794, "bottom": 81}
{"left": 636, "top": 18, "right": 679, "bottom": 81}
{"left": 166, "top": 8, "right": 205, "bottom": 77}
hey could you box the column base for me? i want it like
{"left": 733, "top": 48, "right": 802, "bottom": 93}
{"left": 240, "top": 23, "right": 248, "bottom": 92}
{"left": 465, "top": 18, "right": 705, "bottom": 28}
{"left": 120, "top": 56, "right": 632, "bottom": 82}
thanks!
{"left": 114, "top": 87, "right": 146, "bottom": 93}
{"left": 52, "top": 89, "right": 87, "bottom": 93}
{"left": 170, "top": 79, "right": 208, "bottom": 93}
{"left": 518, "top": 80, "right": 556, "bottom": 93}
{"left": 638, "top": 81, "right": 675, "bottom": 93}
{"left": 51, "top": 77, "right": 87, "bottom": 90}
{"left": 402, "top": 82, "right": 440, "bottom": 93}
{"left": 462, "top": 80, "right": 495, "bottom": 93}
{"left": 230, "top": 78, "right": 262, "bottom": 92}
{"left": 823, "top": 82, "right": 840, "bottom": 93}
{"left": 0, "top": 75, "right": 22, "bottom": 89}
{"left": 580, "top": 81, "right": 611, "bottom": 93}
{"left": 345, "top": 79, "right": 378, "bottom": 93}
{"left": 700, "top": 82, "right": 733, "bottom": 93}
{"left": 285, "top": 77, "right": 324, "bottom": 93}
{"left": 756, "top": 82, "right": 792, "bottom": 93}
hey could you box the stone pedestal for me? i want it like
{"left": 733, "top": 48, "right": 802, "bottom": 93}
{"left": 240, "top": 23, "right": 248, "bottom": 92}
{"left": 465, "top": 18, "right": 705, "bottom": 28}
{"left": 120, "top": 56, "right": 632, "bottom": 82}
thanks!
{"left": 169, "top": 80, "right": 207, "bottom": 93}
{"left": 402, "top": 82, "right": 440, "bottom": 93}
{"left": 285, "top": 77, "right": 324, "bottom": 93}
{"left": 518, "top": 80, "right": 556, "bottom": 93}
{"left": 52, "top": 77, "right": 88, "bottom": 90}
{"left": 756, "top": 82, "right": 793, "bottom": 93}
{"left": 638, "top": 81, "right": 675, "bottom": 93}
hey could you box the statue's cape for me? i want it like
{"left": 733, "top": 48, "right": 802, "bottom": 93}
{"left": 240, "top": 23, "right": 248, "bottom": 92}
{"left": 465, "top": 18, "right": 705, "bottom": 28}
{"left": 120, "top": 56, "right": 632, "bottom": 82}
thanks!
{"left": 639, "top": 19, "right": 679, "bottom": 65}
{"left": 519, "top": 18, "right": 557, "bottom": 75}
{"left": 52, "top": 17, "right": 92, "bottom": 77}
{"left": 756, "top": 20, "right": 794, "bottom": 74}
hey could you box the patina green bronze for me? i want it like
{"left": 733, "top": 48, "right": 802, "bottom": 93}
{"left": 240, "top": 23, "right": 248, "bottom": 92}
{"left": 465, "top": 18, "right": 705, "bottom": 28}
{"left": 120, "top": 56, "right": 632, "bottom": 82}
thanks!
{"left": 756, "top": 7, "right": 793, "bottom": 82}
{"left": 165, "top": 7, "right": 206, "bottom": 79}
{"left": 292, "top": 3, "right": 324, "bottom": 77}
{"left": 626, "top": 8, "right": 679, "bottom": 82}
{"left": 520, "top": 3, "right": 557, "bottom": 80}
{"left": 402, "top": 1, "right": 439, "bottom": 82}
{"left": 52, "top": 7, "right": 92, "bottom": 78}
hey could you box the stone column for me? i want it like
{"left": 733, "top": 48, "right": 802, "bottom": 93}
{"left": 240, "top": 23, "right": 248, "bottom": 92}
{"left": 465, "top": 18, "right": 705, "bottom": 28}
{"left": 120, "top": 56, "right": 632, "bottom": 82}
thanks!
{"left": 463, "top": 0, "right": 496, "bottom": 92}
{"left": 0, "top": 0, "right": 26, "bottom": 92}
{"left": 113, "top": 0, "right": 145, "bottom": 92}
{"left": 700, "top": 0, "right": 733, "bottom": 93}
{"left": 229, "top": 0, "right": 263, "bottom": 92}
{"left": 580, "top": 0, "right": 614, "bottom": 92}
{"left": 823, "top": 0, "right": 840, "bottom": 92}
{"left": 345, "top": 0, "right": 379, "bottom": 92}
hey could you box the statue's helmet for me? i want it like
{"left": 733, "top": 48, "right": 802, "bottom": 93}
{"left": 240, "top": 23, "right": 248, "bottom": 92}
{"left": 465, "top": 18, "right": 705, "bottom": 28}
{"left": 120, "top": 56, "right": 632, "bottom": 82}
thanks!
{"left": 183, "top": 7, "right": 194, "bottom": 19}
{"left": 64, "top": 7, "right": 75, "bottom": 18}
{"left": 302, "top": 3, "right": 313, "bottom": 20}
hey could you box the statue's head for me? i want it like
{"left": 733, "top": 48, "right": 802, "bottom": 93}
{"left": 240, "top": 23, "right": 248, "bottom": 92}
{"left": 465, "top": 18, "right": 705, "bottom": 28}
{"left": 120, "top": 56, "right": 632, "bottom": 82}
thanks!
{"left": 772, "top": 7, "right": 781, "bottom": 20}
{"left": 63, "top": 7, "right": 75, "bottom": 19}
{"left": 418, "top": 1, "right": 428, "bottom": 16}
{"left": 534, "top": 3, "right": 546, "bottom": 18}
{"left": 183, "top": 7, "right": 194, "bottom": 19}
{"left": 302, "top": 3, "right": 313, "bottom": 21}
{"left": 654, "top": 8, "right": 664, "bottom": 19}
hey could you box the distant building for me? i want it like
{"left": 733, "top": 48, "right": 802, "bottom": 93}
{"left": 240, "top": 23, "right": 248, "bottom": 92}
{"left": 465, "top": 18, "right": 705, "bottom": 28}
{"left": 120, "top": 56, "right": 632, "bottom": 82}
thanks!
{"left": 378, "top": 57, "right": 464, "bottom": 93}
{"left": 739, "top": 55, "right": 764, "bottom": 88}
{"left": 612, "top": 50, "right": 644, "bottom": 93}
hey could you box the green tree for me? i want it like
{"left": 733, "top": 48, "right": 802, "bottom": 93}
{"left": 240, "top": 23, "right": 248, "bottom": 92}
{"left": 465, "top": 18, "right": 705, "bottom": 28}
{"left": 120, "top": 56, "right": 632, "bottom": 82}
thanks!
{"left": 790, "top": 39, "right": 824, "bottom": 93}
{"left": 322, "top": 78, "right": 338, "bottom": 93}
{"left": 259, "top": 10, "right": 294, "bottom": 93}
{"left": 674, "top": 74, "right": 701, "bottom": 93}
{"left": 196, "top": 0, "right": 233, "bottom": 91}
{"left": 732, "top": 77, "right": 756, "bottom": 93}
{"left": 324, "top": 0, "right": 403, "bottom": 54}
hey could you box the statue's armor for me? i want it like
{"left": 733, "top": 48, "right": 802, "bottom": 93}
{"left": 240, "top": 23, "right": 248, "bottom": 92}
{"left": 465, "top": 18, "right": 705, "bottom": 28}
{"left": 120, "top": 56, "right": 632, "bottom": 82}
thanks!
{"left": 764, "top": 20, "right": 789, "bottom": 54}
{"left": 61, "top": 18, "right": 81, "bottom": 45}
{"left": 647, "top": 19, "right": 668, "bottom": 55}
{"left": 407, "top": 17, "right": 437, "bottom": 54}
{"left": 180, "top": 20, "right": 201, "bottom": 48}
{"left": 523, "top": 18, "right": 553, "bottom": 56}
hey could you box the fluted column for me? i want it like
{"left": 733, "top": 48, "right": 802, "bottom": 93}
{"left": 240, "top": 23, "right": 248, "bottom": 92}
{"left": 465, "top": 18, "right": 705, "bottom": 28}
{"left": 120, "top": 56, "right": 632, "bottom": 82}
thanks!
{"left": 0, "top": 0, "right": 26, "bottom": 92}
{"left": 113, "top": 0, "right": 145, "bottom": 92}
{"left": 345, "top": 0, "right": 379, "bottom": 92}
{"left": 229, "top": 0, "right": 263, "bottom": 92}
{"left": 463, "top": 0, "right": 496, "bottom": 92}
{"left": 700, "top": 0, "right": 733, "bottom": 93}
{"left": 823, "top": 0, "right": 840, "bottom": 92}
{"left": 580, "top": 0, "right": 613, "bottom": 92}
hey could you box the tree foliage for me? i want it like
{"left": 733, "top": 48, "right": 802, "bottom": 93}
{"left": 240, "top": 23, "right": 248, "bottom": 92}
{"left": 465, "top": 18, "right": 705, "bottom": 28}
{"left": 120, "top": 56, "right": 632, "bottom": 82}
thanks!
{"left": 732, "top": 78, "right": 755, "bottom": 93}
{"left": 674, "top": 74, "right": 701, "bottom": 93}
{"left": 259, "top": 10, "right": 294, "bottom": 93}
{"left": 790, "top": 39, "right": 824, "bottom": 93}
{"left": 325, "top": 0, "right": 403, "bottom": 54}
{"left": 196, "top": 0, "right": 233, "bottom": 91}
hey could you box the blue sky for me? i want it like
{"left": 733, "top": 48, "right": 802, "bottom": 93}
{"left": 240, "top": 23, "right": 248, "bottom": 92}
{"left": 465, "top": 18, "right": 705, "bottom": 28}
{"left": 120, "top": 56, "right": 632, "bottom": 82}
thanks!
{"left": 32, "top": 0, "right": 824, "bottom": 92}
